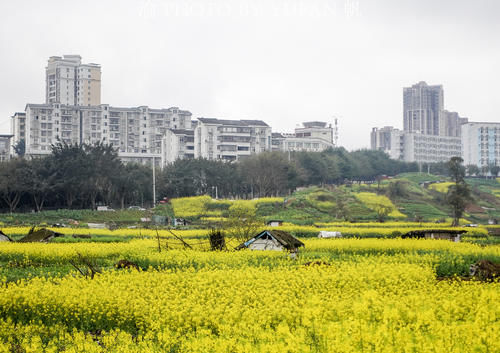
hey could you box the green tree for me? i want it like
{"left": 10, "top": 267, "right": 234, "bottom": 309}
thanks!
{"left": 224, "top": 202, "right": 263, "bottom": 241}
{"left": 446, "top": 157, "right": 471, "bottom": 226}
{"left": 0, "top": 158, "right": 27, "bottom": 212}
{"left": 374, "top": 204, "right": 392, "bottom": 223}
{"left": 489, "top": 164, "right": 500, "bottom": 177}
{"left": 24, "top": 158, "right": 56, "bottom": 212}
{"left": 466, "top": 164, "right": 480, "bottom": 176}
{"left": 386, "top": 180, "right": 409, "bottom": 199}
{"left": 12, "top": 139, "right": 25, "bottom": 157}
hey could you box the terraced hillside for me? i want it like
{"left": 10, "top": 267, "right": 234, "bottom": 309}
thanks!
{"left": 166, "top": 173, "right": 500, "bottom": 225}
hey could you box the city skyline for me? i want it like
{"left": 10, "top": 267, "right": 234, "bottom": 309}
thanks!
{"left": 1, "top": 0, "right": 499, "bottom": 150}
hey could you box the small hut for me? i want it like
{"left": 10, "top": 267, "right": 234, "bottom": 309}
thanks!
{"left": 266, "top": 220, "right": 284, "bottom": 227}
{"left": 236, "top": 230, "right": 304, "bottom": 252}
{"left": 18, "top": 228, "right": 63, "bottom": 243}
{"left": 0, "top": 230, "right": 12, "bottom": 242}
{"left": 402, "top": 229, "right": 467, "bottom": 242}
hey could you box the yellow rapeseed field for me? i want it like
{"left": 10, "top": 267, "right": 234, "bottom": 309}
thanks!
{"left": 0, "top": 238, "right": 499, "bottom": 352}
{"left": 354, "top": 192, "right": 406, "bottom": 218}
{"left": 171, "top": 196, "right": 284, "bottom": 219}
{"left": 429, "top": 182, "right": 454, "bottom": 193}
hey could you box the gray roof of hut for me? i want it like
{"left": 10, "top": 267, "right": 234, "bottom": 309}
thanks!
{"left": 0, "top": 230, "right": 12, "bottom": 242}
{"left": 18, "top": 228, "right": 63, "bottom": 242}
{"left": 236, "top": 230, "right": 304, "bottom": 250}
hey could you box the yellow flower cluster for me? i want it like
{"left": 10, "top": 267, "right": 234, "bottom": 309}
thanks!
{"left": 354, "top": 192, "right": 406, "bottom": 218}
{"left": 171, "top": 195, "right": 214, "bottom": 218}
{"left": 278, "top": 224, "right": 488, "bottom": 237}
{"left": 429, "top": 182, "right": 454, "bottom": 193}
{"left": 1, "top": 222, "right": 489, "bottom": 242}
{"left": 0, "top": 240, "right": 499, "bottom": 352}
{"left": 1, "top": 226, "right": 211, "bottom": 239}
{"left": 170, "top": 196, "right": 284, "bottom": 219}
{"left": 314, "top": 221, "right": 467, "bottom": 228}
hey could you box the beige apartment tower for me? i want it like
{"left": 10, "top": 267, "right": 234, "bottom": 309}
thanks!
{"left": 46, "top": 55, "right": 101, "bottom": 106}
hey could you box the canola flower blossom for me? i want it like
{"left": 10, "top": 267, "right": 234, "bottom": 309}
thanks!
{"left": 429, "top": 182, "right": 455, "bottom": 193}
{"left": 0, "top": 238, "right": 499, "bottom": 352}
{"left": 171, "top": 196, "right": 284, "bottom": 218}
{"left": 353, "top": 192, "right": 407, "bottom": 218}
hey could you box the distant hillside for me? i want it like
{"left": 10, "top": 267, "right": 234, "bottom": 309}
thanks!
{"left": 168, "top": 173, "right": 500, "bottom": 225}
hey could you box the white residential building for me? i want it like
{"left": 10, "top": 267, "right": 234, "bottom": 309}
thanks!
{"left": 17, "top": 103, "right": 191, "bottom": 166}
{"left": 462, "top": 122, "right": 500, "bottom": 168}
{"left": 370, "top": 126, "right": 461, "bottom": 163}
{"left": 402, "top": 133, "right": 462, "bottom": 163}
{"left": 195, "top": 118, "right": 272, "bottom": 161}
{"left": 0, "top": 135, "right": 13, "bottom": 162}
{"left": 370, "top": 126, "right": 404, "bottom": 160}
{"left": 161, "top": 129, "right": 195, "bottom": 165}
{"left": 272, "top": 121, "right": 335, "bottom": 152}
{"left": 46, "top": 55, "right": 101, "bottom": 106}
{"left": 10, "top": 112, "right": 26, "bottom": 155}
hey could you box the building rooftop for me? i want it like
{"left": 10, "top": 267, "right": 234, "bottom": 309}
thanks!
{"left": 169, "top": 129, "right": 194, "bottom": 135}
{"left": 302, "top": 121, "right": 328, "bottom": 128}
{"left": 198, "top": 118, "right": 269, "bottom": 127}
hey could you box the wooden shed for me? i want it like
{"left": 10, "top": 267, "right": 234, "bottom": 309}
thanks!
{"left": 402, "top": 229, "right": 467, "bottom": 242}
{"left": 236, "top": 230, "right": 304, "bottom": 252}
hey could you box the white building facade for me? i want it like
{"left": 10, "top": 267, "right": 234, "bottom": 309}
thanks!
{"left": 195, "top": 118, "right": 271, "bottom": 161}
{"left": 46, "top": 55, "right": 101, "bottom": 106}
{"left": 0, "top": 135, "right": 13, "bottom": 162}
{"left": 161, "top": 129, "right": 195, "bottom": 165}
{"left": 17, "top": 103, "right": 192, "bottom": 165}
{"left": 272, "top": 121, "right": 335, "bottom": 152}
{"left": 462, "top": 122, "right": 500, "bottom": 168}
{"left": 402, "top": 133, "right": 462, "bottom": 163}
{"left": 370, "top": 126, "right": 404, "bottom": 160}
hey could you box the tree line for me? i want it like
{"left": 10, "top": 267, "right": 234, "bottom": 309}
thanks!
{"left": 0, "top": 142, "right": 153, "bottom": 213}
{"left": 0, "top": 141, "right": 448, "bottom": 213}
{"left": 159, "top": 148, "right": 418, "bottom": 198}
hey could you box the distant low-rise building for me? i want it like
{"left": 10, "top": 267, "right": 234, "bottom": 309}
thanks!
{"left": 402, "top": 133, "right": 462, "bottom": 164}
{"left": 161, "top": 129, "right": 195, "bottom": 165}
{"left": 462, "top": 122, "right": 500, "bottom": 168}
{"left": 194, "top": 118, "right": 272, "bottom": 161}
{"left": 0, "top": 134, "right": 13, "bottom": 161}
{"left": 272, "top": 121, "right": 335, "bottom": 152}
{"left": 370, "top": 127, "right": 461, "bottom": 163}
{"left": 10, "top": 112, "right": 25, "bottom": 156}
{"left": 370, "top": 126, "right": 404, "bottom": 160}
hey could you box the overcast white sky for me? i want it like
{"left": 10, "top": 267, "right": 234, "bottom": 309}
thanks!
{"left": 0, "top": 0, "right": 498, "bottom": 150}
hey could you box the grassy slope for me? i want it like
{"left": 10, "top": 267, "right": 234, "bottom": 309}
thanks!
{"left": 1, "top": 174, "right": 498, "bottom": 226}
{"left": 260, "top": 174, "right": 500, "bottom": 224}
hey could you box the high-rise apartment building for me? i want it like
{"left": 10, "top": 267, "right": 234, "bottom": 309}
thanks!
{"left": 462, "top": 122, "right": 500, "bottom": 168}
{"left": 403, "top": 81, "right": 443, "bottom": 136}
{"left": 46, "top": 55, "right": 101, "bottom": 106}
{"left": 371, "top": 81, "right": 473, "bottom": 165}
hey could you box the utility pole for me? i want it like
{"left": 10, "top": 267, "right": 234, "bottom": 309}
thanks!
{"left": 152, "top": 156, "right": 156, "bottom": 207}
